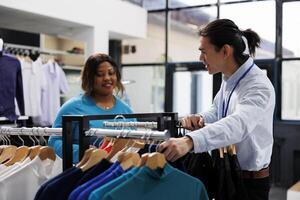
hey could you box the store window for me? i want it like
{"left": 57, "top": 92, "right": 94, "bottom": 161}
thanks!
{"left": 281, "top": 61, "right": 300, "bottom": 120}
{"left": 170, "top": 0, "right": 217, "bottom": 8}
{"left": 123, "top": 0, "right": 165, "bottom": 10}
{"left": 122, "top": 12, "right": 165, "bottom": 64}
{"left": 173, "top": 70, "right": 212, "bottom": 117}
{"left": 220, "top": 0, "right": 275, "bottom": 59}
{"left": 169, "top": 7, "right": 217, "bottom": 62}
{"left": 283, "top": 2, "right": 300, "bottom": 58}
{"left": 122, "top": 66, "right": 165, "bottom": 113}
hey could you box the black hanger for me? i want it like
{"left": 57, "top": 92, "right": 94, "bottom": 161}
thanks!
{"left": 29, "top": 49, "right": 40, "bottom": 61}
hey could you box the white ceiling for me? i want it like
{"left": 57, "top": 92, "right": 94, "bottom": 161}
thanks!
{"left": 0, "top": 6, "right": 90, "bottom": 37}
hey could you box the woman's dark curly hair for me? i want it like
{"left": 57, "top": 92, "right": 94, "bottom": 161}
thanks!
{"left": 81, "top": 53, "right": 124, "bottom": 96}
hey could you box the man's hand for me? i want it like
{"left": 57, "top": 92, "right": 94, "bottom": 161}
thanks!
{"left": 158, "top": 136, "right": 194, "bottom": 162}
{"left": 181, "top": 114, "right": 204, "bottom": 131}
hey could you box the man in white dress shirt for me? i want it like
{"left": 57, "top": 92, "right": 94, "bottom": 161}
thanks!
{"left": 159, "top": 19, "right": 275, "bottom": 200}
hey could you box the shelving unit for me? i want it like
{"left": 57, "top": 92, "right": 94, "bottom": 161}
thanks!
{"left": 40, "top": 34, "right": 86, "bottom": 67}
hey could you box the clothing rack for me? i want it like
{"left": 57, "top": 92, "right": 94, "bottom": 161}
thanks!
{"left": 103, "top": 121, "right": 158, "bottom": 129}
{"left": 4, "top": 43, "right": 82, "bottom": 56}
{"left": 86, "top": 128, "right": 168, "bottom": 140}
{"left": 62, "top": 112, "right": 178, "bottom": 170}
{"left": 0, "top": 127, "right": 62, "bottom": 136}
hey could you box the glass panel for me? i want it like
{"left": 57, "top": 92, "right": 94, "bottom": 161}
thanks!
{"left": 169, "top": 7, "right": 217, "bottom": 62}
{"left": 220, "top": 0, "right": 246, "bottom": 2}
{"left": 170, "top": 0, "right": 217, "bottom": 8}
{"left": 61, "top": 69, "right": 82, "bottom": 104}
{"left": 122, "top": 12, "right": 165, "bottom": 64}
{"left": 283, "top": 2, "right": 300, "bottom": 58}
{"left": 220, "top": 1, "right": 275, "bottom": 59}
{"left": 173, "top": 70, "right": 212, "bottom": 117}
{"left": 173, "top": 72, "right": 192, "bottom": 117}
{"left": 122, "top": 66, "right": 165, "bottom": 113}
{"left": 123, "top": 0, "right": 165, "bottom": 10}
{"left": 195, "top": 71, "right": 213, "bottom": 113}
{"left": 281, "top": 61, "right": 300, "bottom": 120}
{"left": 143, "top": 0, "right": 166, "bottom": 10}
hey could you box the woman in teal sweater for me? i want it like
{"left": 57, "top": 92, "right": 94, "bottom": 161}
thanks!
{"left": 49, "top": 53, "right": 133, "bottom": 163}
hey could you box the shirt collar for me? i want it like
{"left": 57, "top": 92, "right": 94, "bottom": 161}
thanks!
{"left": 223, "top": 57, "right": 253, "bottom": 88}
{"left": 143, "top": 163, "right": 173, "bottom": 179}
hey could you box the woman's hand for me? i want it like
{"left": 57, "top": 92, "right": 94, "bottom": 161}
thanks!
{"left": 181, "top": 114, "right": 204, "bottom": 131}
{"left": 158, "top": 136, "right": 194, "bottom": 162}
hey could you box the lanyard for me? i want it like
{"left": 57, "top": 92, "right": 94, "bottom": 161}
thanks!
{"left": 222, "top": 62, "right": 255, "bottom": 118}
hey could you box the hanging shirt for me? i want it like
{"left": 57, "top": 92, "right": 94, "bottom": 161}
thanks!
{"left": 49, "top": 94, "right": 133, "bottom": 163}
{"left": 75, "top": 159, "right": 112, "bottom": 187}
{"left": 76, "top": 164, "right": 125, "bottom": 200}
{"left": 102, "top": 163, "right": 208, "bottom": 200}
{"left": 0, "top": 54, "right": 25, "bottom": 120}
{"left": 0, "top": 157, "right": 31, "bottom": 180}
{"left": 0, "top": 155, "right": 62, "bottom": 200}
{"left": 187, "top": 57, "right": 275, "bottom": 171}
{"left": 88, "top": 167, "right": 140, "bottom": 200}
{"left": 36, "top": 166, "right": 85, "bottom": 200}
{"left": 21, "top": 57, "right": 46, "bottom": 117}
{"left": 34, "top": 166, "right": 77, "bottom": 200}
{"left": 33, "top": 60, "right": 69, "bottom": 126}
{"left": 68, "top": 162, "right": 120, "bottom": 200}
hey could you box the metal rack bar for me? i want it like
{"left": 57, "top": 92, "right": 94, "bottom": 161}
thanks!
{"left": 103, "top": 121, "right": 158, "bottom": 129}
{"left": 86, "top": 128, "right": 169, "bottom": 140}
{"left": 0, "top": 127, "right": 62, "bottom": 136}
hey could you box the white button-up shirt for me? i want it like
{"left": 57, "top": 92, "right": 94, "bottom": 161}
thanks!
{"left": 187, "top": 57, "right": 275, "bottom": 171}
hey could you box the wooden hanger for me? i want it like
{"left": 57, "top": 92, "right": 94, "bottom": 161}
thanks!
{"left": 228, "top": 144, "right": 236, "bottom": 155}
{"left": 118, "top": 152, "right": 141, "bottom": 171}
{"left": 80, "top": 149, "right": 108, "bottom": 172}
{"left": 145, "top": 152, "right": 166, "bottom": 170}
{"left": 4, "top": 146, "right": 30, "bottom": 166}
{"left": 120, "top": 139, "right": 145, "bottom": 152}
{"left": 76, "top": 148, "right": 94, "bottom": 168}
{"left": 131, "top": 141, "right": 145, "bottom": 149}
{"left": 0, "top": 145, "right": 17, "bottom": 164}
{"left": 38, "top": 146, "right": 56, "bottom": 161}
{"left": 219, "top": 148, "right": 224, "bottom": 159}
{"left": 28, "top": 145, "right": 41, "bottom": 160}
{"left": 106, "top": 138, "right": 130, "bottom": 161}
{"left": 139, "top": 153, "right": 150, "bottom": 167}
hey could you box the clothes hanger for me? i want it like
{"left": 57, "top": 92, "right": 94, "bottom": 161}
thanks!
{"left": 145, "top": 152, "right": 166, "bottom": 170}
{"left": 76, "top": 148, "right": 94, "bottom": 168}
{"left": 80, "top": 149, "right": 108, "bottom": 172}
{"left": 38, "top": 146, "right": 56, "bottom": 161}
{"left": 106, "top": 138, "right": 131, "bottom": 161}
{"left": 117, "top": 152, "right": 141, "bottom": 171}
{"left": 28, "top": 131, "right": 41, "bottom": 160}
{"left": 0, "top": 146, "right": 17, "bottom": 164}
{"left": 0, "top": 128, "right": 18, "bottom": 164}
{"left": 139, "top": 153, "right": 150, "bottom": 167}
{"left": 228, "top": 145, "right": 236, "bottom": 155}
{"left": 121, "top": 130, "right": 145, "bottom": 152}
{"left": 142, "top": 131, "right": 166, "bottom": 170}
{"left": 4, "top": 128, "right": 32, "bottom": 166}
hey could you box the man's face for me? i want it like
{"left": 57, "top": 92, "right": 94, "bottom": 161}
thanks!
{"left": 198, "top": 36, "right": 225, "bottom": 75}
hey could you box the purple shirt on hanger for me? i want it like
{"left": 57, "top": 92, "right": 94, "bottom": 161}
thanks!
{"left": 0, "top": 54, "right": 25, "bottom": 120}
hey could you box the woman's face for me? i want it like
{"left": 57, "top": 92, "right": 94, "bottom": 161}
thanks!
{"left": 93, "top": 61, "right": 117, "bottom": 96}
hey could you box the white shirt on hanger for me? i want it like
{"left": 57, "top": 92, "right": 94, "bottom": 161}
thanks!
{"left": 33, "top": 60, "right": 69, "bottom": 126}
{"left": 0, "top": 155, "right": 62, "bottom": 200}
{"left": 21, "top": 57, "right": 46, "bottom": 117}
{"left": 0, "top": 157, "right": 31, "bottom": 180}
